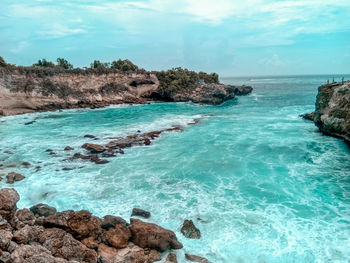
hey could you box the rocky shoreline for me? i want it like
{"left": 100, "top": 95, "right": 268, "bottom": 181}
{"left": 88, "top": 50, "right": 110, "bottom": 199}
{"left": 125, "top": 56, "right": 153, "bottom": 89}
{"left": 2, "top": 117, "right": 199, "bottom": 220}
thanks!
{"left": 0, "top": 188, "right": 210, "bottom": 263}
{"left": 302, "top": 80, "right": 350, "bottom": 142}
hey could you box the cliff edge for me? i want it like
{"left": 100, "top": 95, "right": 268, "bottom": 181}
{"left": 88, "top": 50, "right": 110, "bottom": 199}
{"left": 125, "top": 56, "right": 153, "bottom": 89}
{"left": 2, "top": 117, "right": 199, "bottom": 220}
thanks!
{"left": 304, "top": 81, "right": 350, "bottom": 142}
{"left": 0, "top": 62, "right": 252, "bottom": 117}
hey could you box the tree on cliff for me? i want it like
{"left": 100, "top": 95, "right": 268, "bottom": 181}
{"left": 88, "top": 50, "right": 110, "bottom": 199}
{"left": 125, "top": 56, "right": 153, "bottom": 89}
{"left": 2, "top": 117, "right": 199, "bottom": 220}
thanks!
{"left": 90, "top": 60, "right": 110, "bottom": 69}
{"left": 56, "top": 58, "right": 73, "bottom": 69}
{"left": 33, "top": 59, "right": 55, "bottom": 67}
{"left": 0, "top": 56, "right": 6, "bottom": 67}
{"left": 111, "top": 59, "right": 139, "bottom": 72}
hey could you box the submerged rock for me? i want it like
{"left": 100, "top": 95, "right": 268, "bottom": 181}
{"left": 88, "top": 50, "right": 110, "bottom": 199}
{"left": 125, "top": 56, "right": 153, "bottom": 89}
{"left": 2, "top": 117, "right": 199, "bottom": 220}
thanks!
{"left": 131, "top": 208, "right": 151, "bottom": 219}
{"left": 64, "top": 146, "right": 73, "bottom": 151}
{"left": 165, "top": 252, "right": 178, "bottom": 263}
{"left": 6, "top": 172, "right": 25, "bottom": 184}
{"left": 185, "top": 253, "right": 211, "bottom": 263}
{"left": 181, "top": 220, "right": 201, "bottom": 239}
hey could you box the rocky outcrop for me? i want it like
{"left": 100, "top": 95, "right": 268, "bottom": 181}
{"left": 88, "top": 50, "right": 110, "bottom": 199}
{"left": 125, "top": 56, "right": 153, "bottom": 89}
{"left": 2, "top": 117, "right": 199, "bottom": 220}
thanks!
{"left": 304, "top": 81, "right": 350, "bottom": 142}
{"left": 0, "top": 188, "right": 185, "bottom": 263}
{"left": 0, "top": 68, "right": 159, "bottom": 116}
{"left": 152, "top": 83, "right": 252, "bottom": 105}
{"left": 0, "top": 67, "right": 252, "bottom": 116}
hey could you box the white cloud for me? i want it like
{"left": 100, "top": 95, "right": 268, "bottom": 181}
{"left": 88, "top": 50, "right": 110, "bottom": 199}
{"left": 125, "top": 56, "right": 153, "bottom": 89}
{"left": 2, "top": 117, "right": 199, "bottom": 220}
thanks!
{"left": 38, "top": 24, "right": 86, "bottom": 39}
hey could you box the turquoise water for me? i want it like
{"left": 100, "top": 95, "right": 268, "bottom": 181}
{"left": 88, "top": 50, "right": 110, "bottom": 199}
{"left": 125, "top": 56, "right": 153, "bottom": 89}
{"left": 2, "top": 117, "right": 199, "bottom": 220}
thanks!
{"left": 1, "top": 75, "right": 350, "bottom": 263}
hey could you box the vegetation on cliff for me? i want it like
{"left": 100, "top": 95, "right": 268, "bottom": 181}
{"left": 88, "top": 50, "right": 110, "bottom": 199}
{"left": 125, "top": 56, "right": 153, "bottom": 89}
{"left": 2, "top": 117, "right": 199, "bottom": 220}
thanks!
{"left": 155, "top": 67, "right": 219, "bottom": 99}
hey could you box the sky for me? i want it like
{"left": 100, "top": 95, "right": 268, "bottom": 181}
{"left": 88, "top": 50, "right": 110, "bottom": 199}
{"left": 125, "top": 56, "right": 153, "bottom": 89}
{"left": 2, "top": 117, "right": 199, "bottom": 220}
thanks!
{"left": 0, "top": 0, "right": 349, "bottom": 76}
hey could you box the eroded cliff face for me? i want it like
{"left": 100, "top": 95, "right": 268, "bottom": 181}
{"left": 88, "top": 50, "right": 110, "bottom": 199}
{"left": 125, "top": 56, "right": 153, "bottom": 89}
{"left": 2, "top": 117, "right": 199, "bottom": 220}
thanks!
{"left": 0, "top": 68, "right": 253, "bottom": 117}
{"left": 0, "top": 69, "right": 159, "bottom": 116}
{"left": 311, "top": 81, "right": 350, "bottom": 142}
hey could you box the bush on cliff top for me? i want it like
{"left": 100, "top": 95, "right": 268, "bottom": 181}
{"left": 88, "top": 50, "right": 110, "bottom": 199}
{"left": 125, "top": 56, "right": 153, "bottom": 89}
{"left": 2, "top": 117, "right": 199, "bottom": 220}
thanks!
{"left": 155, "top": 67, "right": 219, "bottom": 98}
{"left": 0, "top": 56, "right": 6, "bottom": 67}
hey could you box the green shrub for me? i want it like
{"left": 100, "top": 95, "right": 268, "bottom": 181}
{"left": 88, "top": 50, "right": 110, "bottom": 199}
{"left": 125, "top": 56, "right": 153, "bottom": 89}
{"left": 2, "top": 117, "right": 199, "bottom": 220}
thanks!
{"left": 56, "top": 58, "right": 73, "bottom": 69}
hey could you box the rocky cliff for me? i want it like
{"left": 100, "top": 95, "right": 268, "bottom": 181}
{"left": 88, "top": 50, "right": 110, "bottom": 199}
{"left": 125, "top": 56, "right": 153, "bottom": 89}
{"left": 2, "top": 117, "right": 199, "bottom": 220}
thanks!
{"left": 304, "top": 81, "right": 350, "bottom": 142}
{"left": 0, "top": 68, "right": 159, "bottom": 116}
{"left": 0, "top": 67, "right": 252, "bottom": 117}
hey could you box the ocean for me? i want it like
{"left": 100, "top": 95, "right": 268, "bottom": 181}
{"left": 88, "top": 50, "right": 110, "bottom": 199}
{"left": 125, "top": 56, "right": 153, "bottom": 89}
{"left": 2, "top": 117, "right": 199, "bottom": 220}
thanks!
{"left": 1, "top": 75, "right": 350, "bottom": 262}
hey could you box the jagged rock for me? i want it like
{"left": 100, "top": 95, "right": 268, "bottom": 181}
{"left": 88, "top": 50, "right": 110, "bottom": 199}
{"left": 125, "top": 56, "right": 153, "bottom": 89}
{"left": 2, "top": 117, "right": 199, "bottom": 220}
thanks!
{"left": 64, "top": 146, "right": 73, "bottom": 151}
{"left": 181, "top": 220, "right": 201, "bottom": 239}
{"left": 0, "top": 230, "right": 12, "bottom": 250}
{"left": 113, "top": 242, "right": 162, "bottom": 263}
{"left": 129, "top": 219, "right": 183, "bottom": 252}
{"left": 165, "top": 253, "right": 178, "bottom": 263}
{"left": 82, "top": 143, "right": 105, "bottom": 153}
{"left": 81, "top": 237, "right": 99, "bottom": 249}
{"left": 39, "top": 227, "right": 97, "bottom": 262}
{"left": 232, "top": 85, "right": 253, "bottom": 95}
{"left": 6, "top": 172, "right": 25, "bottom": 184}
{"left": 131, "top": 208, "right": 151, "bottom": 219}
{"left": 0, "top": 215, "right": 12, "bottom": 231}
{"left": 0, "top": 250, "right": 11, "bottom": 263}
{"left": 13, "top": 225, "right": 44, "bottom": 244}
{"left": 185, "top": 253, "right": 211, "bottom": 263}
{"left": 14, "top": 208, "right": 35, "bottom": 229}
{"left": 300, "top": 112, "right": 314, "bottom": 121}
{"left": 30, "top": 203, "right": 57, "bottom": 217}
{"left": 97, "top": 244, "right": 118, "bottom": 262}
{"left": 312, "top": 81, "right": 350, "bottom": 142}
{"left": 10, "top": 244, "right": 69, "bottom": 263}
{"left": 0, "top": 188, "right": 20, "bottom": 221}
{"left": 105, "top": 224, "right": 131, "bottom": 249}
{"left": 101, "top": 215, "right": 126, "bottom": 230}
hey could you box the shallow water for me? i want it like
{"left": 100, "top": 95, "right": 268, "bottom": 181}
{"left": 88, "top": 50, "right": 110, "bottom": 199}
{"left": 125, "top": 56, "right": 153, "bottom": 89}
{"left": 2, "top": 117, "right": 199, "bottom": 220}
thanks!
{"left": 1, "top": 75, "right": 350, "bottom": 263}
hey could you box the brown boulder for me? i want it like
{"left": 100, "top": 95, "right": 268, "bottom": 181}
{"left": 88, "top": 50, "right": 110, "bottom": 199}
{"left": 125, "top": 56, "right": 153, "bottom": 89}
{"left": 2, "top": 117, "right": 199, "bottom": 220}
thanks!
{"left": 81, "top": 236, "right": 99, "bottom": 249}
{"left": 30, "top": 203, "right": 57, "bottom": 217}
{"left": 15, "top": 208, "right": 35, "bottom": 227}
{"left": 41, "top": 210, "right": 103, "bottom": 240}
{"left": 129, "top": 219, "right": 183, "bottom": 252}
{"left": 39, "top": 227, "right": 97, "bottom": 262}
{"left": 0, "top": 230, "right": 12, "bottom": 250}
{"left": 105, "top": 224, "right": 131, "bottom": 249}
{"left": 0, "top": 188, "right": 20, "bottom": 221}
{"left": 6, "top": 172, "right": 25, "bottom": 184}
{"left": 10, "top": 244, "right": 69, "bottom": 263}
{"left": 113, "top": 242, "right": 162, "bottom": 263}
{"left": 165, "top": 253, "right": 178, "bottom": 263}
{"left": 131, "top": 208, "right": 151, "bottom": 219}
{"left": 185, "top": 253, "right": 211, "bottom": 263}
{"left": 181, "top": 220, "right": 201, "bottom": 239}
{"left": 101, "top": 215, "right": 126, "bottom": 230}
{"left": 82, "top": 143, "right": 105, "bottom": 153}
{"left": 13, "top": 225, "right": 44, "bottom": 244}
{"left": 66, "top": 210, "right": 103, "bottom": 240}
{"left": 97, "top": 244, "right": 118, "bottom": 262}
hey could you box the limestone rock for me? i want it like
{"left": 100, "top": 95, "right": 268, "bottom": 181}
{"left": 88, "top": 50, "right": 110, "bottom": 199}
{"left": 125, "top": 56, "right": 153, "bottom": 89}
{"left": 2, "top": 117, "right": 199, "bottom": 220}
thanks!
{"left": 13, "top": 225, "right": 44, "bottom": 244}
{"left": 113, "top": 242, "right": 162, "bottom": 263}
{"left": 82, "top": 143, "right": 105, "bottom": 153}
{"left": 165, "top": 253, "right": 178, "bottom": 263}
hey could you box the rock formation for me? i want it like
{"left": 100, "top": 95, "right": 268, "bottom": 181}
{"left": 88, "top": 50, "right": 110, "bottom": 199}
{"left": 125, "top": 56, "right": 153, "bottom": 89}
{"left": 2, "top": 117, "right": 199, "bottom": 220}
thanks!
{"left": 303, "top": 81, "right": 350, "bottom": 142}
{"left": 0, "top": 188, "right": 186, "bottom": 263}
{"left": 0, "top": 66, "right": 252, "bottom": 117}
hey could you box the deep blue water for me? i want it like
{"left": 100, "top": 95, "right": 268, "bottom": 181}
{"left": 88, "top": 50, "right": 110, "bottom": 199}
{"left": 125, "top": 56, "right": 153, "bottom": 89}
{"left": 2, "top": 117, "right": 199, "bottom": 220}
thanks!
{"left": 0, "top": 75, "right": 350, "bottom": 262}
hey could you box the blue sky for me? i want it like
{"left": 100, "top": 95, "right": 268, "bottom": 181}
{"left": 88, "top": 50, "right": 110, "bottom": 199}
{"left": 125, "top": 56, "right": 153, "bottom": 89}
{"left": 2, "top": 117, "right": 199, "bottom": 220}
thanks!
{"left": 0, "top": 0, "right": 349, "bottom": 76}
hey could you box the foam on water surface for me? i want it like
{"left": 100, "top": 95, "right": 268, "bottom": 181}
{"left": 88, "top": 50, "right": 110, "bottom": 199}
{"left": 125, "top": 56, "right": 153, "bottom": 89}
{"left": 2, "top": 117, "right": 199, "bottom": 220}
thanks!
{"left": 1, "top": 75, "right": 350, "bottom": 262}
